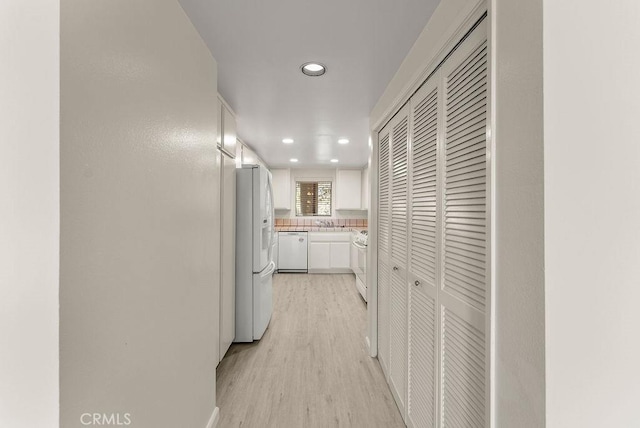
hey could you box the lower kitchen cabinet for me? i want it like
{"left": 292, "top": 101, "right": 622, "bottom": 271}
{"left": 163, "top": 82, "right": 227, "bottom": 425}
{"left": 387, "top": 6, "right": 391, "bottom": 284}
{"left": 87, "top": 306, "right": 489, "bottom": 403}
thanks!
{"left": 308, "top": 242, "right": 331, "bottom": 270}
{"left": 308, "top": 232, "right": 352, "bottom": 273}
{"left": 330, "top": 242, "right": 350, "bottom": 269}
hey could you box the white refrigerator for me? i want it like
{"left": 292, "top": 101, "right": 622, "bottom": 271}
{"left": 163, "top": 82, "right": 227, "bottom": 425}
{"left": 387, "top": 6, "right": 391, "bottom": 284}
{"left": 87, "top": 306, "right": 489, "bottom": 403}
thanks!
{"left": 235, "top": 165, "right": 276, "bottom": 342}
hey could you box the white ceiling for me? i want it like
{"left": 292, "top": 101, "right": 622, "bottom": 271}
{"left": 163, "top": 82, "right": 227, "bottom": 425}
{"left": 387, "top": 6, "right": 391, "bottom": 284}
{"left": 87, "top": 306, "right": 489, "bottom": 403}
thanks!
{"left": 178, "top": 0, "right": 441, "bottom": 168}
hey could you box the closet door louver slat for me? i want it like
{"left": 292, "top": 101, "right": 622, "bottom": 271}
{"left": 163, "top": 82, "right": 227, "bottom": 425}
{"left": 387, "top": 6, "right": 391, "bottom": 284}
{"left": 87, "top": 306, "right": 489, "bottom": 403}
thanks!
{"left": 391, "top": 116, "right": 409, "bottom": 268}
{"left": 410, "top": 87, "right": 439, "bottom": 286}
{"left": 443, "top": 39, "right": 488, "bottom": 313}
{"left": 379, "top": 131, "right": 391, "bottom": 262}
{"left": 442, "top": 309, "right": 486, "bottom": 428}
{"left": 378, "top": 258, "right": 391, "bottom": 374}
{"left": 409, "top": 290, "right": 436, "bottom": 427}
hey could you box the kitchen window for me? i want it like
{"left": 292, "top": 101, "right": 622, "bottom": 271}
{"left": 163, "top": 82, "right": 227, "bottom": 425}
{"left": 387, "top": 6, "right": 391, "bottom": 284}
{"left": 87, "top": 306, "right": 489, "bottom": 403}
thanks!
{"left": 295, "top": 181, "right": 332, "bottom": 216}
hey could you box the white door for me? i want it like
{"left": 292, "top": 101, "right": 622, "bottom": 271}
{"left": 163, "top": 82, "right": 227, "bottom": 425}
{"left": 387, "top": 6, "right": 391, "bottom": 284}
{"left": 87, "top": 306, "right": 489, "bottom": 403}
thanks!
{"left": 407, "top": 71, "right": 440, "bottom": 428}
{"left": 438, "top": 22, "right": 488, "bottom": 427}
{"left": 388, "top": 104, "right": 410, "bottom": 419}
{"left": 377, "top": 124, "right": 392, "bottom": 377}
{"left": 376, "top": 18, "right": 490, "bottom": 428}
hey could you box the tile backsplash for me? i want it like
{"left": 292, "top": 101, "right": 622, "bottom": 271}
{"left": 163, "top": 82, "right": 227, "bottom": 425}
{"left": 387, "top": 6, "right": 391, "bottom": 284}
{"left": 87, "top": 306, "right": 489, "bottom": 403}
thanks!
{"left": 275, "top": 218, "right": 367, "bottom": 228}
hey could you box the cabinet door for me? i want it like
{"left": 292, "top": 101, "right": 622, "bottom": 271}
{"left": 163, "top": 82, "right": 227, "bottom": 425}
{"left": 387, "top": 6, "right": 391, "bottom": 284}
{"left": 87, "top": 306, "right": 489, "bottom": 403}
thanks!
{"left": 271, "top": 169, "right": 291, "bottom": 210}
{"left": 330, "top": 242, "right": 350, "bottom": 269}
{"left": 219, "top": 152, "right": 236, "bottom": 362}
{"left": 389, "top": 104, "right": 410, "bottom": 417}
{"left": 336, "top": 169, "right": 362, "bottom": 210}
{"left": 308, "top": 242, "right": 331, "bottom": 269}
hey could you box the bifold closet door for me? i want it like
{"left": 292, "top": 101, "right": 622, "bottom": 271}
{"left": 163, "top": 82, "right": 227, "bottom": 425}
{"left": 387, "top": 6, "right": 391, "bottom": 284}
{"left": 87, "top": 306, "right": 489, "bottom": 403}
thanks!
{"left": 377, "top": 124, "right": 391, "bottom": 377}
{"left": 439, "top": 22, "right": 488, "bottom": 428}
{"left": 389, "top": 105, "right": 410, "bottom": 416}
{"left": 407, "top": 73, "right": 440, "bottom": 428}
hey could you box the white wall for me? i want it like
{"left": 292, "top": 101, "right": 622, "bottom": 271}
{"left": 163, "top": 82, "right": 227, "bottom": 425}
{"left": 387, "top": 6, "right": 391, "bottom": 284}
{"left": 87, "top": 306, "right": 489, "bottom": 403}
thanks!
{"left": 60, "top": 0, "right": 220, "bottom": 427}
{"left": 370, "top": 0, "right": 483, "bottom": 128}
{"left": 0, "top": 2, "right": 60, "bottom": 426}
{"left": 544, "top": 1, "right": 640, "bottom": 426}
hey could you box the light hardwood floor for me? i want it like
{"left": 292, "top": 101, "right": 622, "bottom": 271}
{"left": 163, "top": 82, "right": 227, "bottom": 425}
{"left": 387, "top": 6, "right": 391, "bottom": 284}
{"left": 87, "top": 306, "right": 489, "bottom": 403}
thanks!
{"left": 216, "top": 273, "right": 405, "bottom": 428}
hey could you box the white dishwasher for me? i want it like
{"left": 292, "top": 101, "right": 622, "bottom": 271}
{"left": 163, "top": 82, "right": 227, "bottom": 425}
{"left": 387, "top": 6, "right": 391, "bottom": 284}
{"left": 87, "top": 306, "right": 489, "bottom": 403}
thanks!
{"left": 277, "top": 232, "right": 308, "bottom": 273}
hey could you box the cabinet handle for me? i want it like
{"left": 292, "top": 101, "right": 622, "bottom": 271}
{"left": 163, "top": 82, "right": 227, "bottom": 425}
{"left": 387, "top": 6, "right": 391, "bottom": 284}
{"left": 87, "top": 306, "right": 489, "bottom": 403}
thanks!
{"left": 414, "top": 280, "right": 420, "bottom": 287}
{"left": 299, "top": 238, "right": 304, "bottom": 242}
{"left": 393, "top": 266, "right": 399, "bottom": 271}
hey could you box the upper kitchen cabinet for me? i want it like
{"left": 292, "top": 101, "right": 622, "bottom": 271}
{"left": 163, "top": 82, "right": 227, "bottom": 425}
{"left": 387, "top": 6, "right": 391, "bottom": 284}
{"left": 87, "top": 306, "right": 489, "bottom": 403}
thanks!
{"left": 271, "top": 169, "right": 291, "bottom": 210}
{"left": 218, "top": 96, "right": 237, "bottom": 158}
{"left": 335, "top": 169, "right": 362, "bottom": 210}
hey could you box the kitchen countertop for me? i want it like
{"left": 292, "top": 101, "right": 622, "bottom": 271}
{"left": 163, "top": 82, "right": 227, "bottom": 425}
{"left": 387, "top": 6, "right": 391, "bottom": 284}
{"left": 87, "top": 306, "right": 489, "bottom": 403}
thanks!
{"left": 275, "top": 227, "right": 366, "bottom": 233}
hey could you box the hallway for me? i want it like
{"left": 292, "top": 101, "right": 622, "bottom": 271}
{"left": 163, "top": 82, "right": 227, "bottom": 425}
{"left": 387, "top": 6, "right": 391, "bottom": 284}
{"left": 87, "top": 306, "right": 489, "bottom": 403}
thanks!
{"left": 216, "top": 274, "right": 404, "bottom": 427}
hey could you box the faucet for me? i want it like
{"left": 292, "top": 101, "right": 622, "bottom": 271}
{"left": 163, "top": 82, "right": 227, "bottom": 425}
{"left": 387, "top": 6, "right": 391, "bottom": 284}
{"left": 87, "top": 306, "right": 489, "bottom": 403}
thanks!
{"left": 315, "top": 219, "right": 335, "bottom": 227}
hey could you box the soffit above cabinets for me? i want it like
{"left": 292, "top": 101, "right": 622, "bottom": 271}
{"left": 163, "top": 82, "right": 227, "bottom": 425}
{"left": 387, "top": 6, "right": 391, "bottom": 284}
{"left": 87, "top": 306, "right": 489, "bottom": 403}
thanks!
{"left": 178, "top": 0, "right": 441, "bottom": 168}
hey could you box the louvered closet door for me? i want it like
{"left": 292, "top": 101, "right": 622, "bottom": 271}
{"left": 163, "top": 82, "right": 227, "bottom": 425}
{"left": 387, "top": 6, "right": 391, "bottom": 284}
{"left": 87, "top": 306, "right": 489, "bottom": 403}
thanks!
{"left": 377, "top": 124, "right": 392, "bottom": 377}
{"left": 439, "top": 22, "right": 488, "bottom": 428}
{"left": 389, "top": 104, "right": 410, "bottom": 417}
{"left": 407, "top": 74, "right": 440, "bottom": 428}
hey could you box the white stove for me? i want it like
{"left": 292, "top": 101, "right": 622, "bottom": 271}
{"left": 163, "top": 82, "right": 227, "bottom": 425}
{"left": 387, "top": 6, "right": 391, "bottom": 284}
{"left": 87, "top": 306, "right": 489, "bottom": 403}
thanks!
{"left": 354, "top": 230, "right": 368, "bottom": 247}
{"left": 351, "top": 230, "right": 368, "bottom": 302}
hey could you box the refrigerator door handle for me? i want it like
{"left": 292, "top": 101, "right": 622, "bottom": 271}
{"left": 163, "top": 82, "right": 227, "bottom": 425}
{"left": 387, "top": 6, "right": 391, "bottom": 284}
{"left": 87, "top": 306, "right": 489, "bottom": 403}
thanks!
{"left": 260, "top": 261, "right": 276, "bottom": 278}
{"left": 267, "top": 173, "right": 276, "bottom": 263}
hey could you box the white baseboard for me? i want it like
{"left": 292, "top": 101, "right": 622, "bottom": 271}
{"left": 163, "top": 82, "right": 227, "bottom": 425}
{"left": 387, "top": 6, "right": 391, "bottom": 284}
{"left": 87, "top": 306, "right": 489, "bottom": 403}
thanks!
{"left": 307, "top": 268, "right": 353, "bottom": 274}
{"left": 206, "top": 407, "right": 220, "bottom": 428}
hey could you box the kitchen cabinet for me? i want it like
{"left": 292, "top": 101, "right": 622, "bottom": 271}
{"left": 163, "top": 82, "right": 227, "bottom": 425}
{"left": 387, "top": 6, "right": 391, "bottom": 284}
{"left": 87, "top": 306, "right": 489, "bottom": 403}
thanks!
{"left": 335, "top": 169, "right": 362, "bottom": 210}
{"left": 271, "top": 169, "right": 291, "bottom": 210}
{"left": 308, "top": 242, "right": 331, "bottom": 270}
{"left": 330, "top": 242, "right": 350, "bottom": 269}
{"left": 308, "top": 232, "right": 351, "bottom": 273}
{"left": 218, "top": 97, "right": 236, "bottom": 158}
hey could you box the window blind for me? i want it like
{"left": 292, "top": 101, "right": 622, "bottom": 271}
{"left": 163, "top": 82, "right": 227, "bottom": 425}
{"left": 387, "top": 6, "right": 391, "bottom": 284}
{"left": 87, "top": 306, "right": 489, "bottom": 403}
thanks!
{"left": 295, "top": 181, "right": 332, "bottom": 216}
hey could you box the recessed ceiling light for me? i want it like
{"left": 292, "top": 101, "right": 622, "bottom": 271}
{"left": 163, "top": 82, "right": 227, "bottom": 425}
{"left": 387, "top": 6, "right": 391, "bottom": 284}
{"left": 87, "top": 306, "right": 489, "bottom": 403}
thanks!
{"left": 301, "top": 62, "right": 326, "bottom": 77}
{"left": 338, "top": 138, "right": 349, "bottom": 144}
{"left": 282, "top": 138, "right": 294, "bottom": 144}
{"left": 290, "top": 158, "right": 298, "bottom": 163}
{"left": 330, "top": 159, "right": 339, "bottom": 163}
